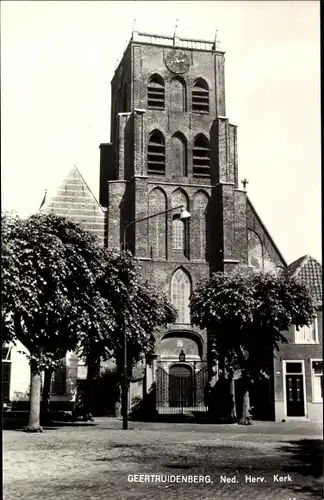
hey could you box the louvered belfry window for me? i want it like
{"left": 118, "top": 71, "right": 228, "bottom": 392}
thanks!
{"left": 193, "top": 135, "right": 210, "bottom": 176}
{"left": 148, "top": 74, "right": 165, "bottom": 109}
{"left": 147, "top": 131, "right": 165, "bottom": 174}
{"left": 192, "top": 78, "right": 209, "bottom": 112}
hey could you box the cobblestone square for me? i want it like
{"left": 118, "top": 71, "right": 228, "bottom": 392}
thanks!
{"left": 3, "top": 419, "right": 322, "bottom": 500}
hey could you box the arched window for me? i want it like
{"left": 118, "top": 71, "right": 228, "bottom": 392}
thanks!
{"left": 149, "top": 188, "right": 167, "bottom": 259}
{"left": 171, "top": 269, "right": 191, "bottom": 324}
{"left": 192, "top": 78, "right": 209, "bottom": 112}
{"left": 193, "top": 134, "right": 210, "bottom": 176}
{"left": 192, "top": 191, "right": 209, "bottom": 260}
{"left": 147, "top": 74, "right": 165, "bottom": 109}
{"left": 170, "top": 77, "right": 186, "bottom": 111}
{"left": 147, "top": 130, "right": 165, "bottom": 174}
{"left": 172, "top": 216, "right": 185, "bottom": 250}
{"left": 248, "top": 229, "right": 263, "bottom": 269}
{"left": 171, "top": 188, "right": 189, "bottom": 255}
{"left": 171, "top": 133, "right": 187, "bottom": 176}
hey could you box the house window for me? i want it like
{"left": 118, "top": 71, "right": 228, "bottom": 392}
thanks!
{"left": 295, "top": 318, "right": 318, "bottom": 344}
{"left": 171, "top": 269, "right": 191, "bottom": 324}
{"left": 311, "top": 360, "right": 323, "bottom": 402}
{"left": 147, "top": 74, "right": 165, "bottom": 109}
{"left": 147, "top": 131, "right": 165, "bottom": 174}
{"left": 172, "top": 216, "right": 185, "bottom": 250}
{"left": 51, "top": 359, "right": 67, "bottom": 395}
{"left": 2, "top": 346, "right": 11, "bottom": 402}
{"left": 192, "top": 78, "right": 209, "bottom": 113}
{"left": 193, "top": 134, "right": 210, "bottom": 176}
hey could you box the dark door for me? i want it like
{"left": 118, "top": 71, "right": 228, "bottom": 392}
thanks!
{"left": 2, "top": 362, "right": 11, "bottom": 402}
{"left": 285, "top": 362, "right": 305, "bottom": 417}
{"left": 169, "top": 364, "right": 193, "bottom": 408}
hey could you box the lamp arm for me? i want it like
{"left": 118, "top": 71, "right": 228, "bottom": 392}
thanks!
{"left": 123, "top": 204, "right": 184, "bottom": 250}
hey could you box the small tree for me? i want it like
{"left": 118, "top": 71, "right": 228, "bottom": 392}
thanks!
{"left": 190, "top": 268, "right": 316, "bottom": 424}
{"left": 1, "top": 212, "right": 115, "bottom": 431}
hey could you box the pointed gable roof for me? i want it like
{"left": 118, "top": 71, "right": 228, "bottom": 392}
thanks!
{"left": 286, "top": 255, "right": 322, "bottom": 306}
{"left": 41, "top": 166, "right": 106, "bottom": 246}
{"left": 247, "top": 198, "right": 287, "bottom": 268}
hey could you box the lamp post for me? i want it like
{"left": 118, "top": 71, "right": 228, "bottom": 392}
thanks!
{"left": 121, "top": 204, "right": 191, "bottom": 430}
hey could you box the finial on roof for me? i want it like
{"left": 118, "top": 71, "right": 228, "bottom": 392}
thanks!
{"left": 132, "top": 18, "right": 136, "bottom": 38}
{"left": 241, "top": 178, "right": 249, "bottom": 190}
{"left": 173, "top": 19, "right": 179, "bottom": 40}
{"left": 214, "top": 29, "right": 221, "bottom": 50}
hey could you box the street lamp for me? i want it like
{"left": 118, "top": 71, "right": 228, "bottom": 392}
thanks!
{"left": 121, "top": 204, "right": 191, "bottom": 430}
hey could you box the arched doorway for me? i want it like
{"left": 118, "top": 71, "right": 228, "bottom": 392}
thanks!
{"left": 169, "top": 364, "right": 193, "bottom": 407}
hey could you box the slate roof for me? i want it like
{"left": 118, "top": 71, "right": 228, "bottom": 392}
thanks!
{"left": 40, "top": 166, "right": 106, "bottom": 246}
{"left": 286, "top": 255, "right": 322, "bottom": 306}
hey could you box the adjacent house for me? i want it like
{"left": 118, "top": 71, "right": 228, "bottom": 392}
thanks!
{"left": 274, "top": 255, "right": 322, "bottom": 422}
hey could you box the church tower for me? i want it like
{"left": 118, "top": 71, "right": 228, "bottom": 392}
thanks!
{"left": 99, "top": 30, "right": 252, "bottom": 415}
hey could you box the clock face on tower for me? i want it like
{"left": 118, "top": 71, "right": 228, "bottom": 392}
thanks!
{"left": 165, "top": 50, "right": 190, "bottom": 74}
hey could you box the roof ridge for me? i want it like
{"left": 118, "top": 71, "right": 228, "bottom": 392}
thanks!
{"left": 246, "top": 197, "right": 287, "bottom": 267}
{"left": 72, "top": 165, "right": 104, "bottom": 212}
{"left": 291, "top": 255, "right": 310, "bottom": 278}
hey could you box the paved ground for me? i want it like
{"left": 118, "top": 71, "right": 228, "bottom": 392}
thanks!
{"left": 3, "top": 418, "right": 323, "bottom": 500}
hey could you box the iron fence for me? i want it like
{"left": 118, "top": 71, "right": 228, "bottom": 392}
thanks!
{"left": 156, "top": 360, "right": 208, "bottom": 415}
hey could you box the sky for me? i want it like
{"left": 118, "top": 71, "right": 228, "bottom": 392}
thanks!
{"left": 1, "top": 1, "right": 321, "bottom": 264}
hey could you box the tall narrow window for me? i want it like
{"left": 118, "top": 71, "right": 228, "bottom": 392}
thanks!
{"left": 171, "top": 269, "right": 191, "bottom": 324}
{"left": 171, "top": 133, "right": 187, "bottom": 176}
{"left": 147, "top": 74, "right": 165, "bottom": 109}
{"left": 147, "top": 131, "right": 165, "bottom": 174}
{"left": 172, "top": 216, "right": 185, "bottom": 250}
{"left": 149, "top": 188, "right": 167, "bottom": 259}
{"left": 192, "top": 78, "right": 209, "bottom": 112}
{"left": 193, "top": 134, "right": 210, "bottom": 176}
{"left": 192, "top": 191, "right": 209, "bottom": 260}
{"left": 2, "top": 346, "right": 11, "bottom": 402}
{"left": 170, "top": 77, "right": 186, "bottom": 112}
{"left": 312, "top": 360, "right": 323, "bottom": 402}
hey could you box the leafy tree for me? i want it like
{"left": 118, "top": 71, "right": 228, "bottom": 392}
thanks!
{"left": 1, "top": 212, "right": 115, "bottom": 431}
{"left": 190, "top": 268, "right": 316, "bottom": 424}
{"left": 2, "top": 212, "right": 177, "bottom": 428}
{"left": 93, "top": 251, "right": 177, "bottom": 411}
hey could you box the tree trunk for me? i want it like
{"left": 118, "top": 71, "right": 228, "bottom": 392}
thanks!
{"left": 229, "top": 375, "right": 237, "bottom": 421}
{"left": 115, "top": 382, "right": 122, "bottom": 417}
{"left": 239, "top": 372, "right": 252, "bottom": 425}
{"left": 83, "top": 352, "right": 100, "bottom": 420}
{"left": 26, "top": 360, "right": 42, "bottom": 432}
{"left": 41, "top": 368, "right": 53, "bottom": 424}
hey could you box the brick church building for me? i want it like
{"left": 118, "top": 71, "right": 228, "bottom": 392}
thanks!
{"left": 4, "top": 30, "right": 322, "bottom": 422}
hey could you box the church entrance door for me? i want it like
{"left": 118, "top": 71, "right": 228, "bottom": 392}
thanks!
{"left": 168, "top": 364, "right": 193, "bottom": 408}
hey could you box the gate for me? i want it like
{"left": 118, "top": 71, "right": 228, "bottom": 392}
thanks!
{"left": 156, "top": 361, "right": 208, "bottom": 414}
